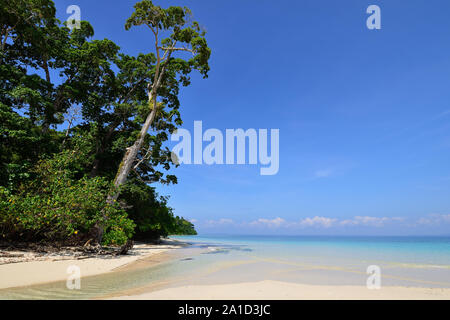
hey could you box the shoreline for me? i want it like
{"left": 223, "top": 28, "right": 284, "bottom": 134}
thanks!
{"left": 2, "top": 235, "right": 450, "bottom": 300}
{"left": 0, "top": 238, "right": 187, "bottom": 290}
{"left": 113, "top": 280, "right": 450, "bottom": 300}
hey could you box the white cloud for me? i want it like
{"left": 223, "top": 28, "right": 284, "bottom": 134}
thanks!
{"left": 435, "top": 109, "right": 450, "bottom": 119}
{"left": 204, "top": 218, "right": 234, "bottom": 226}
{"left": 246, "top": 215, "right": 404, "bottom": 229}
{"left": 196, "top": 214, "right": 450, "bottom": 231}
{"left": 416, "top": 214, "right": 450, "bottom": 226}
{"left": 339, "top": 216, "right": 403, "bottom": 227}
{"left": 249, "top": 217, "right": 286, "bottom": 228}
{"left": 298, "top": 216, "right": 337, "bottom": 228}
{"left": 314, "top": 169, "right": 333, "bottom": 178}
{"left": 247, "top": 216, "right": 336, "bottom": 229}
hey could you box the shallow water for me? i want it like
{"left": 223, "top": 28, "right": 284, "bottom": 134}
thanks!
{"left": 1, "top": 235, "right": 450, "bottom": 299}
{"left": 167, "top": 235, "right": 450, "bottom": 288}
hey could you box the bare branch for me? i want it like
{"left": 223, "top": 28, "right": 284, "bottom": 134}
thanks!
{"left": 152, "top": 41, "right": 177, "bottom": 93}
{"left": 159, "top": 46, "right": 195, "bottom": 55}
{"left": 144, "top": 22, "right": 157, "bottom": 36}
{"left": 133, "top": 146, "right": 153, "bottom": 170}
{"left": 119, "top": 78, "right": 146, "bottom": 104}
{"left": 61, "top": 106, "right": 81, "bottom": 148}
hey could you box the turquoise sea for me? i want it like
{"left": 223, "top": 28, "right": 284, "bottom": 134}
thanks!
{"left": 1, "top": 235, "right": 450, "bottom": 299}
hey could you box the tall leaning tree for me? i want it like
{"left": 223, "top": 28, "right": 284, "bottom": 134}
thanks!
{"left": 109, "top": 1, "right": 210, "bottom": 199}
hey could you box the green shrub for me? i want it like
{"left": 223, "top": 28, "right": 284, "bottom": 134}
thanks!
{"left": 0, "top": 149, "right": 135, "bottom": 245}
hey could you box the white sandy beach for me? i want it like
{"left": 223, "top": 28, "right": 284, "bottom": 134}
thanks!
{"left": 2, "top": 238, "right": 450, "bottom": 300}
{"left": 115, "top": 280, "right": 450, "bottom": 300}
{"left": 0, "top": 240, "right": 182, "bottom": 290}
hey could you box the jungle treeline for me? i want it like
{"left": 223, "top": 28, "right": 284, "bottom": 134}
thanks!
{"left": 0, "top": 0, "right": 209, "bottom": 245}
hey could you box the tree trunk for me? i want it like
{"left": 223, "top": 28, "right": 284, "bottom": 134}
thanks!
{"left": 111, "top": 96, "right": 157, "bottom": 199}
{"left": 91, "top": 93, "right": 157, "bottom": 244}
{"left": 109, "top": 41, "right": 173, "bottom": 196}
{"left": 94, "top": 41, "right": 173, "bottom": 244}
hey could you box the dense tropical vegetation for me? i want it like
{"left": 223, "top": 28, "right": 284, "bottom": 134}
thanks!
{"left": 0, "top": 0, "right": 207, "bottom": 245}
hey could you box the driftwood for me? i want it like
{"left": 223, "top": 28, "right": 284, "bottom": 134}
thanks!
{"left": 116, "top": 240, "right": 134, "bottom": 255}
{"left": 83, "top": 239, "right": 93, "bottom": 247}
{"left": 0, "top": 239, "right": 135, "bottom": 262}
{"left": 0, "top": 251, "right": 25, "bottom": 258}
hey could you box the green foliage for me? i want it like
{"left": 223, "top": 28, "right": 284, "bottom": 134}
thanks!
{"left": 0, "top": 0, "right": 202, "bottom": 246}
{"left": 0, "top": 148, "right": 135, "bottom": 245}
{"left": 172, "top": 216, "right": 197, "bottom": 236}
{"left": 119, "top": 180, "right": 187, "bottom": 239}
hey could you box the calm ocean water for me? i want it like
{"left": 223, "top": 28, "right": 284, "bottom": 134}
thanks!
{"left": 1, "top": 235, "right": 450, "bottom": 299}
{"left": 174, "top": 234, "right": 450, "bottom": 266}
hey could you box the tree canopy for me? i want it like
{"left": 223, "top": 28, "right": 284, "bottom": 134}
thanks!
{"left": 0, "top": 0, "right": 205, "bottom": 245}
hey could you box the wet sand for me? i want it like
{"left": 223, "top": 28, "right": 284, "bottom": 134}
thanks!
{"left": 0, "top": 239, "right": 186, "bottom": 290}
{"left": 114, "top": 280, "right": 450, "bottom": 300}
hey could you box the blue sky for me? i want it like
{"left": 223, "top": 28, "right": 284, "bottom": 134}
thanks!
{"left": 54, "top": 0, "right": 450, "bottom": 235}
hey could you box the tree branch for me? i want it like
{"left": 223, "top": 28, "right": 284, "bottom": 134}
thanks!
{"left": 133, "top": 146, "right": 152, "bottom": 170}
{"left": 159, "top": 46, "right": 195, "bottom": 55}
